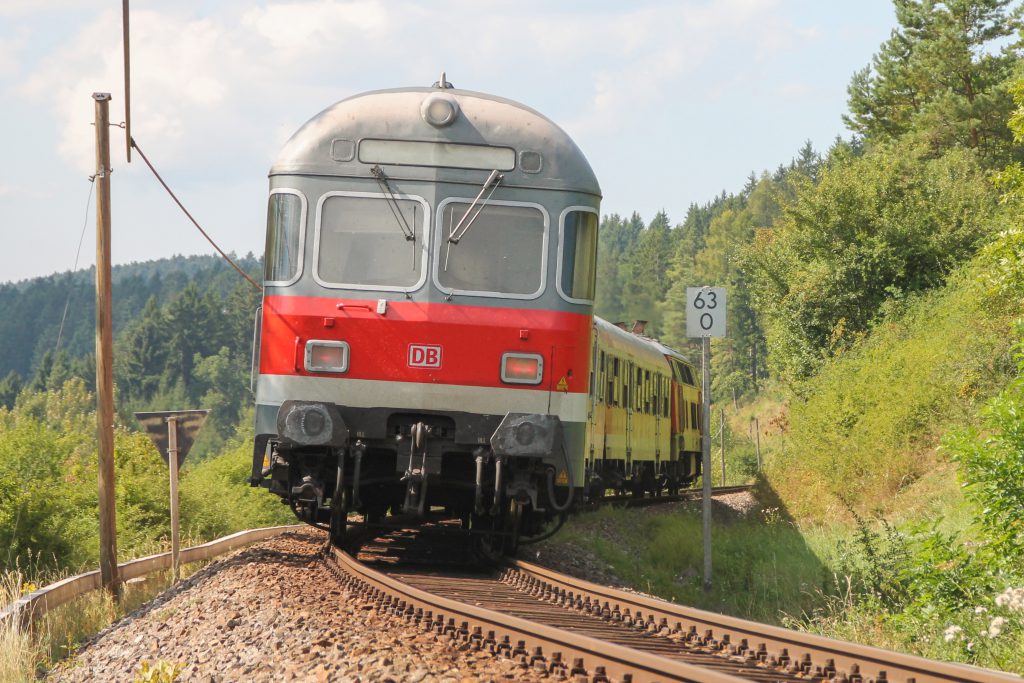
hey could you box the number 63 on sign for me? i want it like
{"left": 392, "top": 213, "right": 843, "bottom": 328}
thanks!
{"left": 686, "top": 286, "right": 727, "bottom": 338}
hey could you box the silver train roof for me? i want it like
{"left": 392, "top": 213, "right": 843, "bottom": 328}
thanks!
{"left": 594, "top": 316, "right": 692, "bottom": 367}
{"left": 270, "top": 86, "right": 601, "bottom": 196}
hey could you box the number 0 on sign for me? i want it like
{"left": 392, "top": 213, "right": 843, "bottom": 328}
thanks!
{"left": 686, "top": 286, "right": 726, "bottom": 338}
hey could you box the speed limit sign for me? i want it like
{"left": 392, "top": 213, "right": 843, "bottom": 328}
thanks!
{"left": 686, "top": 286, "right": 726, "bottom": 338}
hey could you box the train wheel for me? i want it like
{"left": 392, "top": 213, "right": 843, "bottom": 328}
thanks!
{"left": 329, "top": 464, "right": 347, "bottom": 546}
{"left": 505, "top": 499, "right": 524, "bottom": 555}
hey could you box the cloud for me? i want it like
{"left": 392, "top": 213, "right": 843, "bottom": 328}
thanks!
{"left": 17, "top": 0, "right": 822, "bottom": 177}
{"left": 0, "top": 29, "right": 30, "bottom": 77}
{"left": 0, "top": 0, "right": 96, "bottom": 17}
{"left": 240, "top": 0, "right": 393, "bottom": 62}
{"left": 554, "top": 0, "right": 817, "bottom": 135}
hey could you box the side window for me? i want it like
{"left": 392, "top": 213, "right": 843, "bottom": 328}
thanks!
{"left": 690, "top": 403, "right": 698, "bottom": 431}
{"left": 265, "top": 191, "right": 305, "bottom": 284}
{"left": 630, "top": 368, "right": 638, "bottom": 411}
{"left": 607, "top": 356, "right": 617, "bottom": 406}
{"left": 644, "top": 371, "right": 651, "bottom": 414}
{"left": 559, "top": 209, "right": 598, "bottom": 302}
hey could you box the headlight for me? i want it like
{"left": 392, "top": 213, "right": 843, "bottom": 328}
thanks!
{"left": 501, "top": 352, "right": 543, "bottom": 385}
{"left": 421, "top": 94, "right": 459, "bottom": 127}
{"left": 276, "top": 401, "right": 348, "bottom": 447}
{"left": 305, "top": 340, "right": 349, "bottom": 373}
{"left": 490, "top": 413, "right": 560, "bottom": 457}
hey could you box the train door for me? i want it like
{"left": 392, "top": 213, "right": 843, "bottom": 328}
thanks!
{"left": 624, "top": 359, "right": 633, "bottom": 465}
{"left": 654, "top": 373, "right": 662, "bottom": 460}
{"left": 587, "top": 337, "right": 599, "bottom": 465}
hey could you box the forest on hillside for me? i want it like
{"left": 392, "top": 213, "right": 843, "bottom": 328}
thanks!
{"left": 2, "top": 0, "right": 1024, "bottom": 672}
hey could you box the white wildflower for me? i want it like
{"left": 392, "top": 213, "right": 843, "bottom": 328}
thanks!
{"left": 943, "top": 625, "right": 962, "bottom": 642}
{"left": 994, "top": 587, "right": 1024, "bottom": 611}
{"left": 987, "top": 616, "right": 1008, "bottom": 639}
{"left": 974, "top": 606, "right": 987, "bottom": 614}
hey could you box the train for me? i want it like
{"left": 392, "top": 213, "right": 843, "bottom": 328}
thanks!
{"left": 249, "top": 76, "right": 703, "bottom": 553}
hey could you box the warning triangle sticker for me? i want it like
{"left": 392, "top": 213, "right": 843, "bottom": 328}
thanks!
{"left": 134, "top": 410, "right": 209, "bottom": 468}
{"left": 556, "top": 376, "right": 569, "bottom": 392}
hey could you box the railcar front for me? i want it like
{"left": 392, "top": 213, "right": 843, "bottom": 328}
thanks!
{"left": 250, "top": 82, "right": 601, "bottom": 552}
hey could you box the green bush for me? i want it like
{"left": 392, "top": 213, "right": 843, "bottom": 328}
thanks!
{"left": 764, "top": 233, "right": 1021, "bottom": 521}
{"left": 743, "top": 143, "right": 1001, "bottom": 382}
{"left": 0, "top": 381, "right": 290, "bottom": 579}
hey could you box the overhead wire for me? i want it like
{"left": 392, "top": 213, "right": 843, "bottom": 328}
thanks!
{"left": 130, "top": 137, "right": 262, "bottom": 292}
{"left": 54, "top": 177, "right": 97, "bottom": 353}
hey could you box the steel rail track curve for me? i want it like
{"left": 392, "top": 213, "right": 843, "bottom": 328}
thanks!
{"left": 503, "top": 559, "right": 1021, "bottom": 683}
{"left": 585, "top": 485, "right": 754, "bottom": 511}
{"left": 324, "top": 527, "right": 1021, "bottom": 683}
{"left": 326, "top": 544, "right": 744, "bottom": 683}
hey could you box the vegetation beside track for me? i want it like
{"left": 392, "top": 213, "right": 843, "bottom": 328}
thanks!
{"left": 0, "top": 382, "right": 293, "bottom": 680}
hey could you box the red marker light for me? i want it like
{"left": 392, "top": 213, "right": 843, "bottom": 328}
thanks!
{"left": 305, "top": 341, "right": 349, "bottom": 373}
{"left": 311, "top": 345, "right": 345, "bottom": 368}
{"left": 502, "top": 353, "right": 543, "bottom": 384}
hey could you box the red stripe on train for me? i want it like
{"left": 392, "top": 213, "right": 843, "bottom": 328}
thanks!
{"left": 259, "top": 296, "right": 592, "bottom": 392}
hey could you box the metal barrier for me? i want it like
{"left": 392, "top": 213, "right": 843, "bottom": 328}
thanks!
{"left": 0, "top": 524, "right": 306, "bottom": 627}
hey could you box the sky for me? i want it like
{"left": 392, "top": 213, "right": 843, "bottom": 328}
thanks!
{"left": 0, "top": 0, "right": 897, "bottom": 284}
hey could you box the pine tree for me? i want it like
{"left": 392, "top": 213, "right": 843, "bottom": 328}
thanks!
{"left": 0, "top": 371, "right": 22, "bottom": 409}
{"left": 845, "top": 0, "right": 1021, "bottom": 165}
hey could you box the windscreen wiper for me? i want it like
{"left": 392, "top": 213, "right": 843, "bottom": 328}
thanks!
{"left": 370, "top": 165, "right": 417, "bottom": 270}
{"left": 443, "top": 169, "right": 503, "bottom": 271}
{"left": 370, "top": 165, "right": 415, "bottom": 242}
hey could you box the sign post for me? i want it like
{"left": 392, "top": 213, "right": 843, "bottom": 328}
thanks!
{"left": 135, "top": 410, "right": 209, "bottom": 581}
{"left": 686, "top": 286, "right": 726, "bottom": 593}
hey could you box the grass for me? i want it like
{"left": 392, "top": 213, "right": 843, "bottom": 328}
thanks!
{"left": 543, "top": 495, "right": 1024, "bottom": 673}
{"left": 539, "top": 503, "right": 832, "bottom": 624}
{"left": 0, "top": 557, "right": 208, "bottom": 681}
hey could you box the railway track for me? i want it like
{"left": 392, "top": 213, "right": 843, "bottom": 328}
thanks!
{"left": 325, "top": 525, "right": 1020, "bottom": 683}
{"left": 586, "top": 484, "right": 753, "bottom": 511}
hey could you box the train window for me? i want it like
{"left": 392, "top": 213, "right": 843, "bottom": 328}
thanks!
{"left": 359, "top": 139, "right": 516, "bottom": 171}
{"left": 436, "top": 200, "right": 547, "bottom": 297}
{"left": 644, "top": 370, "right": 651, "bottom": 414}
{"left": 315, "top": 193, "right": 427, "bottom": 290}
{"left": 630, "top": 368, "right": 638, "bottom": 411}
{"left": 264, "top": 190, "right": 306, "bottom": 285}
{"left": 557, "top": 209, "right": 598, "bottom": 303}
{"left": 690, "top": 403, "right": 699, "bottom": 431}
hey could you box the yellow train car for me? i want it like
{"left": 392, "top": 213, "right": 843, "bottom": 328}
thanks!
{"left": 585, "top": 317, "right": 702, "bottom": 497}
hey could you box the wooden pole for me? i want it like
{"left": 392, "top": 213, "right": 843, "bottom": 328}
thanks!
{"left": 701, "top": 336, "right": 712, "bottom": 592}
{"left": 93, "top": 92, "right": 119, "bottom": 599}
{"left": 167, "top": 416, "right": 180, "bottom": 582}
{"left": 755, "top": 416, "right": 762, "bottom": 472}
{"left": 720, "top": 408, "right": 726, "bottom": 486}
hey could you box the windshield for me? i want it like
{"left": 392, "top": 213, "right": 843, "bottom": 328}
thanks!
{"left": 436, "top": 201, "right": 546, "bottom": 296}
{"left": 316, "top": 194, "right": 425, "bottom": 289}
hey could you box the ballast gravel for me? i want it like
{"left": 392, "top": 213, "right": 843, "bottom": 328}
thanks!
{"left": 46, "top": 531, "right": 551, "bottom": 683}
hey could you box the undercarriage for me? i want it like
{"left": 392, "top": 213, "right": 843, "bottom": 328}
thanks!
{"left": 253, "top": 401, "right": 574, "bottom": 556}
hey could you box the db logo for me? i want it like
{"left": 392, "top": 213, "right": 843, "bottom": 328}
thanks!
{"left": 408, "top": 344, "right": 442, "bottom": 369}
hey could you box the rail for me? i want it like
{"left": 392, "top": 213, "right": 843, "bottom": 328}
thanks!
{"left": 0, "top": 524, "right": 306, "bottom": 627}
{"left": 584, "top": 484, "right": 753, "bottom": 511}
{"left": 507, "top": 559, "right": 1022, "bottom": 683}
{"left": 328, "top": 544, "right": 745, "bottom": 683}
